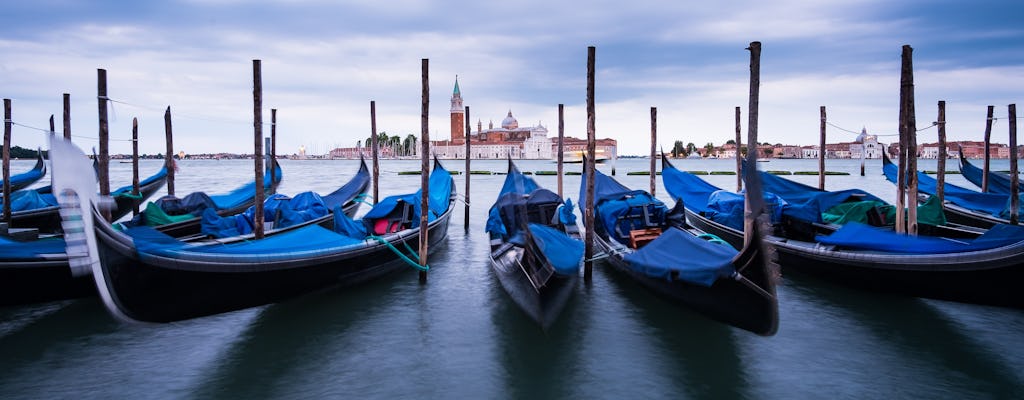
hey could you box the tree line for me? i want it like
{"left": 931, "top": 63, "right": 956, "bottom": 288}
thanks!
{"left": 358, "top": 132, "right": 418, "bottom": 157}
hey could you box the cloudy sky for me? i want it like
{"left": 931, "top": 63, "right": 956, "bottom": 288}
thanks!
{"left": 2, "top": 0, "right": 1022, "bottom": 156}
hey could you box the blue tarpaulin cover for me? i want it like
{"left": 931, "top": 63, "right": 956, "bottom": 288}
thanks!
{"left": 661, "top": 164, "right": 786, "bottom": 230}
{"left": 960, "top": 154, "right": 1013, "bottom": 195}
{"left": 0, "top": 236, "right": 66, "bottom": 260}
{"left": 623, "top": 227, "right": 737, "bottom": 286}
{"left": 756, "top": 169, "right": 884, "bottom": 223}
{"left": 127, "top": 224, "right": 365, "bottom": 259}
{"left": 1, "top": 164, "right": 44, "bottom": 190}
{"left": 364, "top": 161, "right": 452, "bottom": 226}
{"left": 579, "top": 167, "right": 668, "bottom": 245}
{"left": 888, "top": 156, "right": 1018, "bottom": 218}
{"left": 816, "top": 221, "right": 1024, "bottom": 254}
{"left": 0, "top": 189, "right": 58, "bottom": 212}
{"left": 528, "top": 223, "right": 583, "bottom": 275}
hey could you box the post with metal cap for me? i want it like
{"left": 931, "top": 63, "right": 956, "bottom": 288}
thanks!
{"left": 371, "top": 100, "right": 379, "bottom": 204}
{"left": 983, "top": 105, "right": 994, "bottom": 192}
{"left": 252, "top": 59, "right": 265, "bottom": 240}
{"left": 270, "top": 108, "right": 277, "bottom": 194}
{"left": 164, "top": 106, "right": 175, "bottom": 196}
{"left": 735, "top": 106, "right": 742, "bottom": 191}
{"left": 584, "top": 46, "right": 596, "bottom": 281}
{"left": 819, "top": 106, "right": 826, "bottom": 189}
{"left": 132, "top": 118, "right": 140, "bottom": 215}
{"left": 558, "top": 104, "right": 565, "bottom": 198}
{"left": 63, "top": 93, "right": 71, "bottom": 140}
{"left": 3, "top": 99, "right": 11, "bottom": 224}
{"left": 936, "top": 101, "right": 947, "bottom": 204}
{"left": 1010, "top": 104, "right": 1019, "bottom": 225}
{"left": 419, "top": 58, "right": 430, "bottom": 282}
{"left": 464, "top": 105, "right": 471, "bottom": 230}
{"left": 650, "top": 106, "right": 656, "bottom": 196}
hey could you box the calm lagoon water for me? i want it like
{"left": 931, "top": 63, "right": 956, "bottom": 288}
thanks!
{"left": 1, "top": 157, "right": 1022, "bottom": 399}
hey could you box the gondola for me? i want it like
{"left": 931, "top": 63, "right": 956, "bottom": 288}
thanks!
{"left": 959, "top": 150, "right": 1014, "bottom": 195}
{"left": 580, "top": 157, "right": 778, "bottom": 336}
{"left": 661, "top": 154, "right": 1024, "bottom": 309}
{"left": 119, "top": 160, "right": 285, "bottom": 238}
{"left": 0, "top": 151, "right": 46, "bottom": 192}
{"left": 0, "top": 144, "right": 368, "bottom": 308}
{"left": 486, "top": 159, "right": 583, "bottom": 329}
{"left": 0, "top": 163, "right": 168, "bottom": 233}
{"left": 78, "top": 144, "right": 454, "bottom": 323}
{"left": 882, "top": 152, "right": 1008, "bottom": 229}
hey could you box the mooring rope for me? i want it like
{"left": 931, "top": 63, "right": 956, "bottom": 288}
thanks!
{"left": 368, "top": 234, "right": 429, "bottom": 272}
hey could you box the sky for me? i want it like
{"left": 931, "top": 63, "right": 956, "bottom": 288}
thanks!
{"left": 1, "top": 0, "right": 1023, "bottom": 157}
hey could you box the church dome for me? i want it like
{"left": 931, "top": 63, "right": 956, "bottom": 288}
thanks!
{"left": 501, "top": 110, "right": 518, "bottom": 129}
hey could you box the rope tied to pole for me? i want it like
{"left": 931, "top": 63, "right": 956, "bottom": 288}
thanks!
{"left": 368, "top": 234, "right": 430, "bottom": 272}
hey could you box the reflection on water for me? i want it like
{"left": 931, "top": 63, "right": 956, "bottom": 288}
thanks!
{"left": 1, "top": 158, "right": 1022, "bottom": 398}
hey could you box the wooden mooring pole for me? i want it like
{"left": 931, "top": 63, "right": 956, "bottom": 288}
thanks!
{"left": 49, "top": 115, "right": 55, "bottom": 136}
{"left": 3, "top": 99, "right": 11, "bottom": 224}
{"left": 370, "top": 100, "right": 379, "bottom": 204}
{"left": 983, "top": 105, "right": 994, "bottom": 193}
{"left": 97, "top": 69, "right": 111, "bottom": 222}
{"left": 270, "top": 109, "right": 277, "bottom": 194}
{"left": 900, "top": 45, "right": 919, "bottom": 235}
{"left": 558, "top": 104, "right": 565, "bottom": 198}
{"left": 819, "top": 106, "right": 826, "bottom": 190}
{"left": 164, "top": 106, "right": 175, "bottom": 196}
{"left": 1010, "top": 104, "right": 1018, "bottom": 225}
{"left": 584, "top": 46, "right": 596, "bottom": 281}
{"left": 419, "top": 58, "right": 430, "bottom": 282}
{"left": 936, "top": 101, "right": 947, "bottom": 204}
{"left": 735, "top": 106, "right": 742, "bottom": 191}
{"left": 252, "top": 59, "right": 265, "bottom": 240}
{"left": 649, "top": 106, "right": 656, "bottom": 196}
{"left": 62, "top": 93, "right": 71, "bottom": 140}
{"left": 464, "top": 105, "right": 471, "bottom": 231}
{"left": 132, "top": 118, "right": 140, "bottom": 215}
{"left": 744, "top": 41, "right": 761, "bottom": 248}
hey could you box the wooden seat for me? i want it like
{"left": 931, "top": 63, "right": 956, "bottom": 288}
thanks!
{"left": 629, "top": 227, "right": 661, "bottom": 249}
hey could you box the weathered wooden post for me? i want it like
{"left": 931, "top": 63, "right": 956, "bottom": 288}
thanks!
{"left": 62, "top": 93, "right": 71, "bottom": 140}
{"left": 97, "top": 69, "right": 111, "bottom": 222}
{"left": 936, "top": 101, "right": 947, "bottom": 204}
{"left": 132, "top": 118, "right": 140, "bottom": 215}
{"left": 370, "top": 100, "right": 379, "bottom": 204}
{"left": 464, "top": 105, "right": 471, "bottom": 231}
{"left": 900, "top": 45, "right": 919, "bottom": 235}
{"left": 735, "top": 106, "right": 742, "bottom": 191}
{"left": 558, "top": 104, "right": 565, "bottom": 198}
{"left": 584, "top": 46, "right": 596, "bottom": 281}
{"left": 1010, "top": 104, "right": 1019, "bottom": 225}
{"left": 97, "top": 70, "right": 110, "bottom": 194}
{"left": 252, "top": 59, "right": 265, "bottom": 239}
{"left": 819, "top": 106, "right": 826, "bottom": 190}
{"left": 744, "top": 41, "right": 762, "bottom": 248}
{"left": 270, "top": 108, "right": 277, "bottom": 194}
{"left": 650, "top": 106, "right": 656, "bottom": 196}
{"left": 49, "top": 115, "right": 55, "bottom": 136}
{"left": 3, "top": 99, "right": 10, "bottom": 224}
{"left": 983, "top": 105, "right": 994, "bottom": 192}
{"left": 164, "top": 106, "right": 175, "bottom": 196}
{"left": 419, "top": 58, "right": 430, "bottom": 282}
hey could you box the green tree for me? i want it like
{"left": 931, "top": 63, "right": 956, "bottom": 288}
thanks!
{"left": 704, "top": 142, "right": 715, "bottom": 157}
{"left": 671, "top": 140, "right": 684, "bottom": 157}
{"left": 687, "top": 142, "right": 698, "bottom": 156}
{"left": 403, "top": 134, "right": 417, "bottom": 157}
{"left": 726, "top": 139, "right": 736, "bottom": 145}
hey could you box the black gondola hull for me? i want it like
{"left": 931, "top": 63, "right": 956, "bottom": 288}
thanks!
{"left": 0, "top": 259, "right": 94, "bottom": 306}
{"left": 490, "top": 243, "right": 578, "bottom": 330}
{"left": 93, "top": 205, "right": 452, "bottom": 322}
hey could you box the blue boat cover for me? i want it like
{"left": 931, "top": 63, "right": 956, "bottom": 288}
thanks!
{"left": 110, "top": 167, "right": 168, "bottom": 198}
{"left": 528, "top": 223, "right": 583, "bottom": 275}
{"left": 960, "top": 155, "right": 1013, "bottom": 195}
{"left": 209, "top": 163, "right": 282, "bottom": 210}
{"left": 662, "top": 165, "right": 787, "bottom": 230}
{"left": 1, "top": 164, "right": 44, "bottom": 190}
{"left": 0, "top": 188, "right": 58, "bottom": 212}
{"left": 0, "top": 236, "right": 66, "bottom": 260}
{"left": 883, "top": 157, "right": 1013, "bottom": 218}
{"left": 127, "top": 224, "right": 365, "bottom": 259}
{"left": 623, "top": 227, "right": 737, "bottom": 286}
{"left": 579, "top": 167, "right": 669, "bottom": 245}
{"left": 756, "top": 169, "right": 885, "bottom": 223}
{"left": 320, "top": 159, "right": 370, "bottom": 209}
{"left": 364, "top": 162, "right": 452, "bottom": 227}
{"left": 200, "top": 192, "right": 331, "bottom": 238}
{"left": 816, "top": 221, "right": 1024, "bottom": 254}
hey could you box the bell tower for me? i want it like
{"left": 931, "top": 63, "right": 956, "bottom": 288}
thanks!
{"left": 450, "top": 76, "right": 465, "bottom": 142}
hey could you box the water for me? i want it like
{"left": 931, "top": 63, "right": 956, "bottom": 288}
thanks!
{"left": 2, "top": 157, "right": 1023, "bottom": 399}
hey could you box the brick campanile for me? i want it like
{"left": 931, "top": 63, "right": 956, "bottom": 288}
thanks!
{"left": 450, "top": 76, "right": 465, "bottom": 142}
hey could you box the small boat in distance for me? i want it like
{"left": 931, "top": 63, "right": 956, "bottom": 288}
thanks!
{"left": 561, "top": 149, "right": 608, "bottom": 163}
